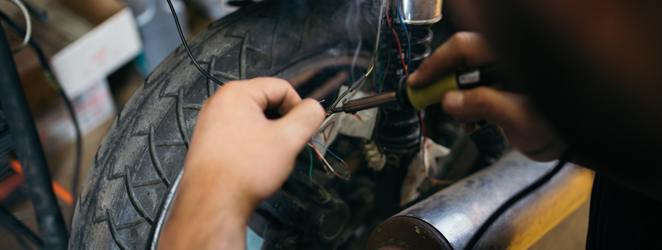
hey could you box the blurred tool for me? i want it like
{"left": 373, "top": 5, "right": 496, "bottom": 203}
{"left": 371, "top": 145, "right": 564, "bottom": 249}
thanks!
{"left": 329, "top": 65, "right": 498, "bottom": 114}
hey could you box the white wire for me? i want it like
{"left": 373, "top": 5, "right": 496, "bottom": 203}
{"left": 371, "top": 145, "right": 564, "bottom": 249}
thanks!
{"left": 8, "top": 0, "right": 31, "bottom": 53}
{"left": 308, "top": 142, "right": 350, "bottom": 180}
{"left": 371, "top": 0, "right": 387, "bottom": 64}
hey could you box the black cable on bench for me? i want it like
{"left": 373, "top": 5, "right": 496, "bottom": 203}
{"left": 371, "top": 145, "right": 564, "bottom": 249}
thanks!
{"left": 165, "top": 0, "right": 224, "bottom": 86}
{"left": 464, "top": 150, "right": 572, "bottom": 250}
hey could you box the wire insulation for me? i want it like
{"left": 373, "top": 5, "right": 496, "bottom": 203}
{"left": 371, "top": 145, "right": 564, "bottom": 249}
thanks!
{"left": 371, "top": 0, "right": 387, "bottom": 67}
{"left": 365, "top": 64, "right": 374, "bottom": 76}
{"left": 308, "top": 141, "right": 350, "bottom": 180}
{"left": 463, "top": 150, "right": 572, "bottom": 250}
{"left": 308, "top": 143, "right": 331, "bottom": 174}
{"left": 385, "top": 6, "right": 408, "bottom": 75}
{"left": 7, "top": 0, "right": 31, "bottom": 53}
{"left": 418, "top": 111, "right": 426, "bottom": 148}
{"left": 396, "top": 0, "right": 411, "bottom": 74}
{"left": 166, "top": 0, "right": 223, "bottom": 85}
{"left": 310, "top": 140, "right": 342, "bottom": 161}
{"left": 306, "top": 145, "right": 313, "bottom": 178}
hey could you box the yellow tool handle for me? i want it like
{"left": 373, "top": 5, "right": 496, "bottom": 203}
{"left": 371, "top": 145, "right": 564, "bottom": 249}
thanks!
{"left": 406, "top": 72, "right": 459, "bottom": 110}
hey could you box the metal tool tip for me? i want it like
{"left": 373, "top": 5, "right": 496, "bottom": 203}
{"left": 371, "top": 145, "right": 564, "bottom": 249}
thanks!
{"left": 330, "top": 107, "right": 343, "bottom": 113}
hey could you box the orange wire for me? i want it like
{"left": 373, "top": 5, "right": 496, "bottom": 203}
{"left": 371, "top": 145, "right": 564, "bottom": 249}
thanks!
{"left": 308, "top": 143, "right": 329, "bottom": 173}
{"left": 307, "top": 143, "right": 351, "bottom": 180}
{"left": 9, "top": 159, "right": 74, "bottom": 206}
{"left": 307, "top": 143, "right": 323, "bottom": 162}
{"left": 385, "top": 6, "right": 409, "bottom": 76}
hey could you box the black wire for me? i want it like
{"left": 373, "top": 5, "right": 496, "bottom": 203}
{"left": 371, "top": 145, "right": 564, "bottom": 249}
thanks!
{"left": 463, "top": 150, "right": 572, "bottom": 250}
{"left": 0, "top": 11, "right": 83, "bottom": 209}
{"left": 0, "top": 216, "right": 34, "bottom": 250}
{"left": 0, "top": 204, "right": 44, "bottom": 249}
{"left": 378, "top": 37, "right": 391, "bottom": 94}
{"left": 166, "top": 0, "right": 223, "bottom": 85}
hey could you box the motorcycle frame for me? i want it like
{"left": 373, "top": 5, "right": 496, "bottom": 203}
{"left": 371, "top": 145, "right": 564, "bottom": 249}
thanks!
{"left": 0, "top": 24, "right": 69, "bottom": 250}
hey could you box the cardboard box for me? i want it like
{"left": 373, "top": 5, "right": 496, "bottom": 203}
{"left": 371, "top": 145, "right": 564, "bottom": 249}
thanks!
{"left": 2, "top": 1, "right": 142, "bottom": 151}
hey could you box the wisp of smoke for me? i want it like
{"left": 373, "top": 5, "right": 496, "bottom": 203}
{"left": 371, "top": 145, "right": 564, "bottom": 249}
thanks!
{"left": 335, "top": 0, "right": 379, "bottom": 80}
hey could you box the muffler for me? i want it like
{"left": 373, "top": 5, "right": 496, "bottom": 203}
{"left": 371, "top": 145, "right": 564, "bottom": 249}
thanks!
{"left": 367, "top": 151, "right": 594, "bottom": 250}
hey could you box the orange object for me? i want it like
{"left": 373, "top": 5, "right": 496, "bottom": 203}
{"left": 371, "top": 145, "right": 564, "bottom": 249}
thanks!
{"left": 51, "top": 181, "right": 74, "bottom": 206}
{"left": 351, "top": 114, "right": 364, "bottom": 122}
{"left": 8, "top": 159, "right": 74, "bottom": 206}
{"left": 0, "top": 173, "right": 24, "bottom": 200}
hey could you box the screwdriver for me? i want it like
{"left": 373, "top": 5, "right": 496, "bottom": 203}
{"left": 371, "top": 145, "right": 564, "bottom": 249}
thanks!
{"left": 328, "top": 65, "right": 498, "bottom": 114}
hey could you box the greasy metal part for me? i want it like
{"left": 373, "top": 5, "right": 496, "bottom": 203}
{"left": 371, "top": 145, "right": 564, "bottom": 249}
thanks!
{"left": 331, "top": 92, "right": 397, "bottom": 114}
{"left": 406, "top": 26, "right": 433, "bottom": 69}
{"left": 0, "top": 24, "right": 69, "bottom": 250}
{"left": 326, "top": 74, "right": 368, "bottom": 113}
{"left": 378, "top": 106, "right": 421, "bottom": 151}
{"left": 367, "top": 151, "right": 594, "bottom": 250}
{"left": 367, "top": 216, "right": 452, "bottom": 250}
{"left": 395, "top": 0, "right": 442, "bottom": 25}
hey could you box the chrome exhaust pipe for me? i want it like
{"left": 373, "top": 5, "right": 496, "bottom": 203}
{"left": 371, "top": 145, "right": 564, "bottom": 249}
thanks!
{"left": 367, "top": 151, "right": 594, "bottom": 250}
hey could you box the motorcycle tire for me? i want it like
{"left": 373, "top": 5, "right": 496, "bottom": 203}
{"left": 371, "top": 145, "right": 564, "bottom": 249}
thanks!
{"left": 70, "top": 0, "right": 376, "bottom": 248}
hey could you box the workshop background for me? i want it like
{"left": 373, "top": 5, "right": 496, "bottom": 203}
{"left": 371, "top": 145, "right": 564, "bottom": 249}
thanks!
{"left": 0, "top": 0, "right": 588, "bottom": 249}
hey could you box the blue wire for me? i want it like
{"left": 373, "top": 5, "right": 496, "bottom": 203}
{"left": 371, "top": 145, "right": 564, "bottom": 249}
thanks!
{"left": 396, "top": 0, "right": 411, "bottom": 74}
{"left": 306, "top": 146, "right": 313, "bottom": 178}
{"left": 310, "top": 140, "right": 343, "bottom": 162}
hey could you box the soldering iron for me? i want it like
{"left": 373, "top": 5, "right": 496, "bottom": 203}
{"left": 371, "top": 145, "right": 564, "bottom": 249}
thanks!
{"left": 328, "top": 65, "right": 498, "bottom": 114}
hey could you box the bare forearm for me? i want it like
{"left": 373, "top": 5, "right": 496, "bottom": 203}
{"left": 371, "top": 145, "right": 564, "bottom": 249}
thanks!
{"left": 158, "top": 170, "right": 255, "bottom": 249}
{"left": 156, "top": 79, "right": 324, "bottom": 249}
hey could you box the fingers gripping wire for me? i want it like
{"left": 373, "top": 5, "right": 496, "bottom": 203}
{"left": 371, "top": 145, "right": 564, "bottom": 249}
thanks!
{"left": 6, "top": 0, "right": 31, "bottom": 53}
{"left": 165, "top": 0, "right": 223, "bottom": 85}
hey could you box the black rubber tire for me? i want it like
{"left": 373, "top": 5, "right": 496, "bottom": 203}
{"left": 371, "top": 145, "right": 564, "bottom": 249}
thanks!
{"left": 69, "top": 0, "right": 376, "bottom": 249}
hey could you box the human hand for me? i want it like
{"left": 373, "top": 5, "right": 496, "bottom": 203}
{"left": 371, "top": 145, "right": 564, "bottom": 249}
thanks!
{"left": 160, "top": 78, "right": 324, "bottom": 249}
{"left": 408, "top": 32, "right": 566, "bottom": 161}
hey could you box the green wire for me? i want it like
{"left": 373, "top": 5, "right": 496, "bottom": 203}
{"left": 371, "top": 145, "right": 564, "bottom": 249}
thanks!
{"left": 43, "top": 70, "right": 61, "bottom": 91}
{"left": 306, "top": 146, "right": 313, "bottom": 178}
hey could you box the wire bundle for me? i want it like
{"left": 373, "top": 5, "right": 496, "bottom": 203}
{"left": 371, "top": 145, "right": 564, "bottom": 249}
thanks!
{"left": 307, "top": 140, "right": 350, "bottom": 180}
{"left": 396, "top": 0, "right": 411, "bottom": 74}
{"left": 384, "top": 7, "right": 408, "bottom": 76}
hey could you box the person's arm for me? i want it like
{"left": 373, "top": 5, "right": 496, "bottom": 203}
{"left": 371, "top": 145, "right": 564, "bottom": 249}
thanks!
{"left": 408, "top": 32, "right": 566, "bottom": 161}
{"left": 158, "top": 78, "right": 325, "bottom": 249}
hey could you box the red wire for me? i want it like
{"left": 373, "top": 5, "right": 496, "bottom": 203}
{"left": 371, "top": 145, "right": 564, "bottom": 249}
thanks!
{"left": 385, "top": 7, "right": 409, "bottom": 76}
{"left": 308, "top": 143, "right": 324, "bottom": 163}
{"left": 418, "top": 111, "right": 426, "bottom": 141}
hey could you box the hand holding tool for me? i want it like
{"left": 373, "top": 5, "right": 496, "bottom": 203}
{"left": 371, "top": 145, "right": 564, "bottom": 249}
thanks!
{"left": 329, "top": 65, "right": 498, "bottom": 114}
